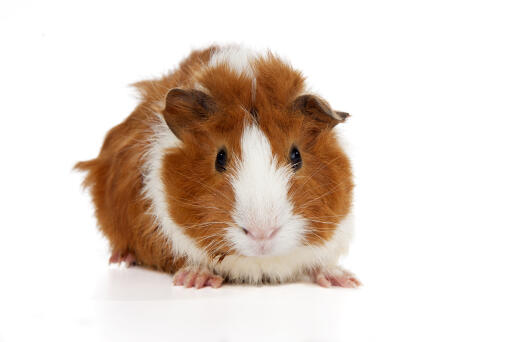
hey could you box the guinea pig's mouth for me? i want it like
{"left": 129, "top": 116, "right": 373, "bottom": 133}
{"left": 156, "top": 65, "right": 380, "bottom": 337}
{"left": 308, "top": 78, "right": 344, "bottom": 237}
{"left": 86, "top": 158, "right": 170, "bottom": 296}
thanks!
{"left": 241, "top": 241, "right": 277, "bottom": 257}
{"left": 226, "top": 223, "right": 303, "bottom": 257}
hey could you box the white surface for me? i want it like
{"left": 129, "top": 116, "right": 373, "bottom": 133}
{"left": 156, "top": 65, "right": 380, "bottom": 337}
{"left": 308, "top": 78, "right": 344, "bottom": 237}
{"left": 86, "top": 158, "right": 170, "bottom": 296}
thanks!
{"left": 1, "top": 1, "right": 510, "bottom": 341}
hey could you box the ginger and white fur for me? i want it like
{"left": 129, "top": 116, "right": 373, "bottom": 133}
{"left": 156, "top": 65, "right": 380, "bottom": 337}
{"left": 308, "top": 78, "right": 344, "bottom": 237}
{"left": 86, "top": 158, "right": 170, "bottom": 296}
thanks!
{"left": 77, "top": 45, "right": 359, "bottom": 288}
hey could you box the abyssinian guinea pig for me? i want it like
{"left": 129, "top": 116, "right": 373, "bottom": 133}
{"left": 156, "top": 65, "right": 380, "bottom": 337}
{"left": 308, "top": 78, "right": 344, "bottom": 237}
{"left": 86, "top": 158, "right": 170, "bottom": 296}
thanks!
{"left": 76, "top": 45, "right": 360, "bottom": 288}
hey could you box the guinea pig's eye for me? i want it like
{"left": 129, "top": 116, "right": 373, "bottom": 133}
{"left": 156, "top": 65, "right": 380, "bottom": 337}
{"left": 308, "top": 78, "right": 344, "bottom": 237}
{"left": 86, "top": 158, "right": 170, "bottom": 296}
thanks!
{"left": 215, "top": 148, "right": 227, "bottom": 172}
{"left": 289, "top": 146, "right": 302, "bottom": 171}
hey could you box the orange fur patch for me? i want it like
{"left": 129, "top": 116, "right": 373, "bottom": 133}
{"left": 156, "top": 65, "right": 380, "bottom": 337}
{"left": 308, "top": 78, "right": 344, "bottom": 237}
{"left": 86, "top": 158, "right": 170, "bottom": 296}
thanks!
{"left": 76, "top": 45, "right": 353, "bottom": 273}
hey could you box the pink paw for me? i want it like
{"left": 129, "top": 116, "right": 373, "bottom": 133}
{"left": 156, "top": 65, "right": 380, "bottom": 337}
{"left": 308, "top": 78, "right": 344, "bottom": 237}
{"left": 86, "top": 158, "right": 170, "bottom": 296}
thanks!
{"left": 313, "top": 267, "right": 361, "bottom": 288}
{"left": 173, "top": 267, "right": 224, "bottom": 289}
{"left": 109, "top": 251, "right": 137, "bottom": 267}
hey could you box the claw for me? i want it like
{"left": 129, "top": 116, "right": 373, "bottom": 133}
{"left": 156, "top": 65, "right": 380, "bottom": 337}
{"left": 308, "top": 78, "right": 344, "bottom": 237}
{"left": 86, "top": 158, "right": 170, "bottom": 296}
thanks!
{"left": 109, "top": 252, "right": 121, "bottom": 264}
{"left": 109, "top": 251, "right": 137, "bottom": 267}
{"left": 173, "top": 267, "right": 224, "bottom": 289}
{"left": 313, "top": 267, "right": 361, "bottom": 288}
{"left": 123, "top": 253, "right": 137, "bottom": 267}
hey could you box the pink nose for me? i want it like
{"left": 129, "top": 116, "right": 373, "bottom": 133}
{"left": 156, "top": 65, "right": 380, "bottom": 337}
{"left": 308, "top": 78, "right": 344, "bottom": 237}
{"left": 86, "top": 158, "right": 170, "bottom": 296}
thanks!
{"left": 243, "top": 226, "right": 280, "bottom": 240}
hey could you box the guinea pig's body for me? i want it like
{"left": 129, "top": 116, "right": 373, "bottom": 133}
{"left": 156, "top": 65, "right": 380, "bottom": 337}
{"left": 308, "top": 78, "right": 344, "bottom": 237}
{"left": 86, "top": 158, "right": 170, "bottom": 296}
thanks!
{"left": 76, "top": 45, "right": 360, "bottom": 288}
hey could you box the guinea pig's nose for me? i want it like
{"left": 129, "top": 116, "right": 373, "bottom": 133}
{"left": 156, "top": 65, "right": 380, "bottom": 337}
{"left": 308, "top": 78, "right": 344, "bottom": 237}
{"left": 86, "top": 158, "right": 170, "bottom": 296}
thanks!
{"left": 243, "top": 226, "right": 280, "bottom": 240}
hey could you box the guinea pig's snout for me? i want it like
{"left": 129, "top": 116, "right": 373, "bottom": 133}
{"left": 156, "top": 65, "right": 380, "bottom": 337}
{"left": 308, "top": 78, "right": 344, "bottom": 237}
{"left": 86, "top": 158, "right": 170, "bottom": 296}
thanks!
{"left": 242, "top": 226, "right": 280, "bottom": 241}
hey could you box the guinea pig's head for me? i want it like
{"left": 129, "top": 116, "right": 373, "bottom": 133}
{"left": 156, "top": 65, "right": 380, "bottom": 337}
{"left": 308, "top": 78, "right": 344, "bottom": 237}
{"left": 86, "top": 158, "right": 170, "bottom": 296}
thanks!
{"left": 160, "top": 58, "right": 353, "bottom": 260}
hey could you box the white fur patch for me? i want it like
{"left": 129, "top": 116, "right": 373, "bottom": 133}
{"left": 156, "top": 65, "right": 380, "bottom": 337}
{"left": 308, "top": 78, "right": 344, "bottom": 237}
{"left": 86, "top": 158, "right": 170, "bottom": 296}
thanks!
{"left": 208, "top": 45, "right": 257, "bottom": 77}
{"left": 227, "top": 124, "right": 305, "bottom": 257}
{"left": 192, "top": 45, "right": 261, "bottom": 108}
{"left": 141, "top": 114, "right": 209, "bottom": 266}
{"left": 214, "top": 213, "right": 354, "bottom": 283}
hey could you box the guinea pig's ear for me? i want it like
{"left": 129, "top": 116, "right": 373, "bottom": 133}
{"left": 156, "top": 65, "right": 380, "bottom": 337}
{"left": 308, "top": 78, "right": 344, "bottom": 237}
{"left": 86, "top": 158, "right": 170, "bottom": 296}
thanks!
{"left": 162, "top": 88, "right": 216, "bottom": 138}
{"left": 292, "top": 94, "right": 349, "bottom": 128}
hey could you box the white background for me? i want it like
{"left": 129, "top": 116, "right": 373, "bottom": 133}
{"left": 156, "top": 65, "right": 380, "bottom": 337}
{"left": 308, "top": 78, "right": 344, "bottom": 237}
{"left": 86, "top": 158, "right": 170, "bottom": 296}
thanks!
{"left": 1, "top": 1, "right": 510, "bottom": 341}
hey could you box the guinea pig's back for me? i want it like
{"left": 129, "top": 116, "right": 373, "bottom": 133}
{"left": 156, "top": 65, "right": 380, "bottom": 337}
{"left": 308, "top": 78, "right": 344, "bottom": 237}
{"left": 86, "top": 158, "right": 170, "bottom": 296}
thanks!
{"left": 75, "top": 46, "right": 219, "bottom": 271}
{"left": 75, "top": 106, "right": 181, "bottom": 272}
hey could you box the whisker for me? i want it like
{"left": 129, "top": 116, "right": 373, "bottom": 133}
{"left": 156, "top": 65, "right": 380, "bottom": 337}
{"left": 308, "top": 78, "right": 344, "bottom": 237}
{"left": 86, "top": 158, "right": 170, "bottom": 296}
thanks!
{"left": 294, "top": 181, "right": 345, "bottom": 211}
{"left": 303, "top": 229, "right": 328, "bottom": 244}
{"left": 306, "top": 219, "right": 340, "bottom": 225}
{"left": 172, "top": 169, "right": 233, "bottom": 204}
{"left": 180, "top": 221, "right": 234, "bottom": 230}
{"left": 288, "top": 155, "right": 344, "bottom": 198}
{"left": 165, "top": 194, "right": 232, "bottom": 215}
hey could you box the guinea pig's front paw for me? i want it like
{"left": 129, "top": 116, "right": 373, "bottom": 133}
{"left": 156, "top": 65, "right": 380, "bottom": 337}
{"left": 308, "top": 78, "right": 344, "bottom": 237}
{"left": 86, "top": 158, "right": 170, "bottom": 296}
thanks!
{"left": 173, "top": 266, "right": 224, "bottom": 289}
{"left": 312, "top": 266, "right": 362, "bottom": 288}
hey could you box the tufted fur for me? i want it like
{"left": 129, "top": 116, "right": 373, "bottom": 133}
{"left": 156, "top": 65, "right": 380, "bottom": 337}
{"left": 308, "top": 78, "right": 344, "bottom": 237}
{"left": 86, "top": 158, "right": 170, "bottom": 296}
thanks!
{"left": 76, "top": 45, "right": 354, "bottom": 284}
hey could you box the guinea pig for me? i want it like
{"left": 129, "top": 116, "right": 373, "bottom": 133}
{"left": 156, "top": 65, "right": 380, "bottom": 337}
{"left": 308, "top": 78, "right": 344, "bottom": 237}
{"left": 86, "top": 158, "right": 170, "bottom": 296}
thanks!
{"left": 75, "top": 44, "right": 360, "bottom": 288}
